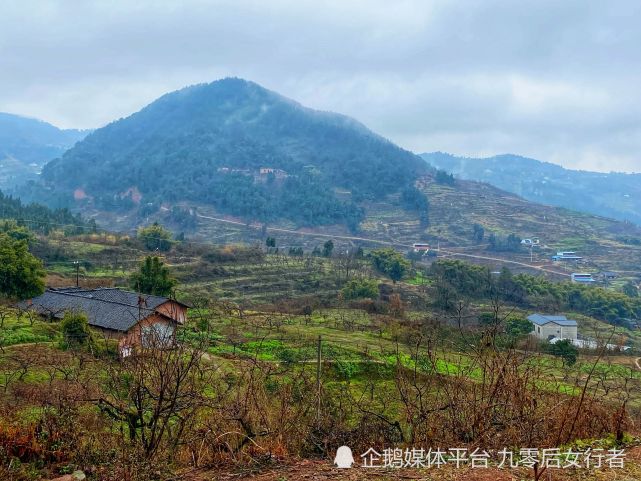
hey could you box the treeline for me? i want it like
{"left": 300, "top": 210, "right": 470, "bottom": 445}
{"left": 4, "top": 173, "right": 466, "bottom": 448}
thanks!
{"left": 123, "top": 173, "right": 366, "bottom": 231}
{"left": 513, "top": 274, "right": 640, "bottom": 324}
{"left": 488, "top": 232, "right": 521, "bottom": 252}
{"left": 0, "top": 190, "right": 96, "bottom": 235}
{"left": 400, "top": 185, "right": 429, "bottom": 226}
{"left": 429, "top": 259, "right": 641, "bottom": 323}
{"left": 435, "top": 169, "right": 455, "bottom": 185}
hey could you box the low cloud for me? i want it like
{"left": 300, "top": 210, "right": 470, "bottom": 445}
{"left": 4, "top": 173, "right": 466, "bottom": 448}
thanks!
{"left": 1, "top": 0, "right": 640, "bottom": 172}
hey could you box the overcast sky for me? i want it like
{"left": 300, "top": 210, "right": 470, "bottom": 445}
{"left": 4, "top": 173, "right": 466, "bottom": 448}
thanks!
{"left": 1, "top": 0, "right": 640, "bottom": 172}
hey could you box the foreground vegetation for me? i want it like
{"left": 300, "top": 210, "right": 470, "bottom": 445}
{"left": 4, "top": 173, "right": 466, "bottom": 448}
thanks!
{"left": 0, "top": 220, "right": 640, "bottom": 480}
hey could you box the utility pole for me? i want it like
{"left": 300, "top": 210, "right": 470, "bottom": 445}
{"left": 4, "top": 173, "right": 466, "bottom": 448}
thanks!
{"left": 316, "top": 335, "right": 322, "bottom": 418}
{"left": 73, "top": 261, "right": 79, "bottom": 287}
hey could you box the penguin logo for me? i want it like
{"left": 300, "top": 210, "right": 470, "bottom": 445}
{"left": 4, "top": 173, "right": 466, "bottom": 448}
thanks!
{"left": 334, "top": 445, "right": 354, "bottom": 468}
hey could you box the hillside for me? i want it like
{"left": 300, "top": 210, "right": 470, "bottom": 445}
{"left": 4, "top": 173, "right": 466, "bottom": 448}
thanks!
{"left": 0, "top": 113, "right": 87, "bottom": 189}
{"left": 41, "top": 78, "right": 427, "bottom": 230}
{"left": 90, "top": 171, "right": 639, "bottom": 284}
{"left": 29, "top": 79, "right": 641, "bottom": 278}
{"left": 422, "top": 151, "right": 641, "bottom": 225}
{"left": 4, "top": 225, "right": 641, "bottom": 480}
{"left": 0, "top": 189, "right": 95, "bottom": 235}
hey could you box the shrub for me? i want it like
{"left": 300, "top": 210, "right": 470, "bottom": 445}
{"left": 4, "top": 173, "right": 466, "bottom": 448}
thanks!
{"left": 341, "top": 278, "right": 379, "bottom": 300}
{"left": 334, "top": 361, "right": 361, "bottom": 380}
{"left": 547, "top": 339, "right": 578, "bottom": 366}
{"left": 137, "top": 222, "right": 173, "bottom": 252}
{"left": 369, "top": 248, "right": 410, "bottom": 283}
{"left": 60, "top": 311, "right": 92, "bottom": 349}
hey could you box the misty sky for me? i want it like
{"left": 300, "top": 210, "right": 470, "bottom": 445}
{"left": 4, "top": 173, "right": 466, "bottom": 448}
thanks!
{"left": 1, "top": 0, "right": 640, "bottom": 172}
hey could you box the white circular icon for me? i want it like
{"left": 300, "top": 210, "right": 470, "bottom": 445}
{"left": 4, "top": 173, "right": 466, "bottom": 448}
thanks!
{"left": 334, "top": 445, "right": 354, "bottom": 468}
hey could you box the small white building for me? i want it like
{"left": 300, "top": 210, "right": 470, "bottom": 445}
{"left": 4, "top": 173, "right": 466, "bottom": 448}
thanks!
{"left": 412, "top": 243, "right": 430, "bottom": 253}
{"left": 528, "top": 314, "right": 578, "bottom": 341}
{"left": 571, "top": 273, "right": 596, "bottom": 284}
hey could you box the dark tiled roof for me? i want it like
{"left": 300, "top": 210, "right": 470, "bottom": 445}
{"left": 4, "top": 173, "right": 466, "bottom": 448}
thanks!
{"left": 22, "top": 288, "right": 181, "bottom": 332}
{"left": 50, "top": 287, "right": 190, "bottom": 308}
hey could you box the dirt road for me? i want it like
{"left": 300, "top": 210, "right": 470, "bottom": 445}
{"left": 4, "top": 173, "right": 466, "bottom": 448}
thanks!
{"left": 197, "top": 213, "right": 571, "bottom": 276}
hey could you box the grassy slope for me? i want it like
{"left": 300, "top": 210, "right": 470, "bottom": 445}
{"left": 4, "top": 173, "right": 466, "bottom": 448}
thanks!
{"left": 4, "top": 236, "right": 641, "bottom": 479}
{"left": 83, "top": 172, "right": 641, "bottom": 284}
{"left": 36, "top": 234, "right": 641, "bottom": 356}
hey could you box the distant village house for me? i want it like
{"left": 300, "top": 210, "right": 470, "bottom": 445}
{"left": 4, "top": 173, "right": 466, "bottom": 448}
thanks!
{"left": 571, "top": 273, "right": 596, "bottom": 284}
{"left": 528, "top": 313, "right": 578, "bottom": 341}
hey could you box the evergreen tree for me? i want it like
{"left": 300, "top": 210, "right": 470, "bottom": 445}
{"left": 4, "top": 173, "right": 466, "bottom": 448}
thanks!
{"left": 138, "top": 222, "right": 173, "bottom": 252}
{"left": 472, "top": 223, "right": 485, "bottom": 243}
{"left": 548, "top": 339, "right": 578, "bottom": 366}
{"left": 129, "top": 256, "right": 177, "bottom": 296}
{"left": 369, "top": 248, "right": 410, "bottom": 283}
{"left": 435, "top": 170, "right": 455, "bottom": 185}
{"left": 0, "top": 232, "right": 45, "bottom": 299}
{"left": 322, "top": 239, "right": 334, "bottom": 257}
{"left": 623, "top": 281, "right": 639, "bottom": 298}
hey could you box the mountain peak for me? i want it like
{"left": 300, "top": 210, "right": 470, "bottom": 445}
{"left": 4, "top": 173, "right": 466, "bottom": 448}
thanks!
{"left": 41, "top": 79, "right": 427, "bottom": 229}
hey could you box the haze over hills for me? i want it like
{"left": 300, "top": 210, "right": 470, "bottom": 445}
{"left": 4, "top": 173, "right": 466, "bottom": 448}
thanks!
{"left": 0, "top": 112, "right": 88, "bottom": 189}
{"left": 41, "top": 78, "right": 427, "bottom": 230}
{"left": 23, "top": 77, "right": 641, "bottom": 273}
{"left": 422, "top": 152, "right": 641, "bottom": 226}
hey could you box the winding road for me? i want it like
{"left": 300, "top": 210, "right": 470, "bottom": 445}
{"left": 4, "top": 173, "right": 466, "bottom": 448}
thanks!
{"left": 197, "top": 213, "right": 571, "bottom": 277}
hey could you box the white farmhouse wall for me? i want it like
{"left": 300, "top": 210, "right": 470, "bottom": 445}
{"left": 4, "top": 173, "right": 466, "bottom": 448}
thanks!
{"left": 533, "top": 323, "right": 577, "bottom": 341}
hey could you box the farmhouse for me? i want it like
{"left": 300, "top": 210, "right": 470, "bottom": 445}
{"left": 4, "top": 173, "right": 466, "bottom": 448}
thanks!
{"left": 528, "top": 313, "right": 578, "bottom": 341}
{"left": 258, "top": 167, "right": 289, "bottom": 179}
{"left": 552, "top": 251, "right": 583, "bottom": 261}
{"left": 20, "top": 287, "right": 189, "bottom": 355}
{"left": 412, "top": 243, "right": 430, "bottom": 253}
{"left": 571, "top": 273, "right": 596, "bottom": 284}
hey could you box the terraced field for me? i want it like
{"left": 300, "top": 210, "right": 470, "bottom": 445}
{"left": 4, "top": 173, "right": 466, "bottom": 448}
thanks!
{"left": 174, "top": 255, "right": 351, "bottom": 304}
{"left": 178, "top": 176, "right": 641, "bottom": 278}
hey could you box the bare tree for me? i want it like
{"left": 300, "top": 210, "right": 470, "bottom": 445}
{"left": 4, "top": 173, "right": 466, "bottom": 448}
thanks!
{"left": 0, "top": 304, "right": 12, "bottom": 329}
{"left": 93, "top": 328, "right": 217, "bottom": 460}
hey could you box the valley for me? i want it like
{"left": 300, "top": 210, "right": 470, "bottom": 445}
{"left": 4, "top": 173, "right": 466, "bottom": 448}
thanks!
{"left": 1, "top": 80, "right": 641, "bottom": 481}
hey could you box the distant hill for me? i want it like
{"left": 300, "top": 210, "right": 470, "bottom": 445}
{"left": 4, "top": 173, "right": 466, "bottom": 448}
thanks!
{"left": 0, "top": 189, "right": 94, "bottom": 235}
{"left": 0, "top": 113, "right": 87, "bottom": 189}
{"left": 422, "top": 152, "right": 641, "bottom": 225}
{"left": 41, "top": 78, "right": 428, "bottom": 230}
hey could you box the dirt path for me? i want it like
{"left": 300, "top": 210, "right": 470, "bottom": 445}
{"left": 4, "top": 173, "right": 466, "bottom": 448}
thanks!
{"left": 635, "top": 357, "right": 641, "bottom": 371}
{"left": 197, "top": 214, "right": 401, "bottom": 247}
{"left": 197, "top": 214, "right": 571, "bottom": 276}
{"left": 181, "top": 460, "right": 519, "bottom": 481}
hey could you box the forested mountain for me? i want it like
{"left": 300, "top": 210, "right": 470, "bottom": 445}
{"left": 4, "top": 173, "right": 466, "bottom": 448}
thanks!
{"left": 0, "top": 190, "right": 95, "bottom": 235}
{"left": 0, "top": 113, "right": 87, "bottom": 189}
{"left": 422, "top": 152, "right": 641, "bottom": 226}
{"left": 42, "top": 78, "right": 428, "bottom": 230}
